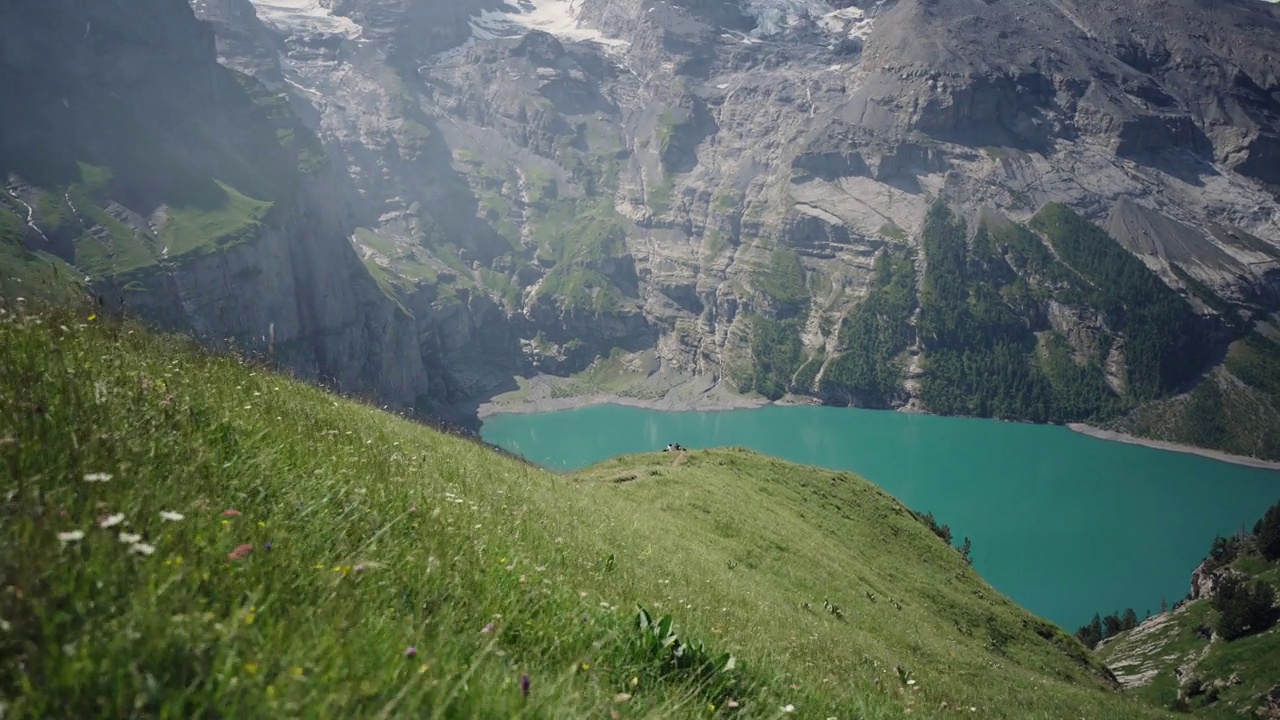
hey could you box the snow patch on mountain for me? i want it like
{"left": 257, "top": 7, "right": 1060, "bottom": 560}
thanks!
{"left": 249, "top": 0, "right": 362, "bottom": 39}
{"left": 818, "top": 6, "right": 875, "bottom": 40}
{"left": 746, "top": 0, "right": 878, "bottom": 39}
{"left": 470, "top": 0, "right": 628, "bottom": 48}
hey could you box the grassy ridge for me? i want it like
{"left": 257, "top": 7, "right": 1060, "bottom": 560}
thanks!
{"left": 0, "top": 303, "right": 1177, "bottom": 719}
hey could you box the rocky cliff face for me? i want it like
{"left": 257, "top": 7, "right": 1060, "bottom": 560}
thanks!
{"left": 7, "top": 0, "right": 1280, "bottom": 436}
{"left": 191, "top": 0, "right": 1280, "bottom": 396}
{"left": 0, "top": 0, "right": 500, "bottom": 420}
{"left": 1188, "top": 557, "right": 1242, "bottom": 603}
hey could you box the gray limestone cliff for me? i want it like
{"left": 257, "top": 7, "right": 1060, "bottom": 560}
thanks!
{"left": 7, "top": 0, "right": 1280, "bottom": 440}
{"left": 0, "top": 0, "right": 498, "bottom": 421}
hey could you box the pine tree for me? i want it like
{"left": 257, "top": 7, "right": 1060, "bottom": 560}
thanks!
{"left": 1075, "top": 613, "right": 1104, "bottom": 649}
{"left": 1214, "top": 575, "right": 1279, "bottom": 641}
{"left": 1121, "top": 608, "right": 1139, "bottom": 631}
{"left": 1257, "top": 500, "right": 1280, "bottom": 562}
{"left": 1103, "top": 613, "right": 1123, "bottom": 638}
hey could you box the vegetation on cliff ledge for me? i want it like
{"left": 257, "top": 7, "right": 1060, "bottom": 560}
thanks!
{"left": 1095, "top": 501, "right": 1280, "bottom": 718}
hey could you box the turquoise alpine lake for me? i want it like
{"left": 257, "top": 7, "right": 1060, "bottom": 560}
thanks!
{"left": 480, "top": 403, "right": 1280, "bottom": 631}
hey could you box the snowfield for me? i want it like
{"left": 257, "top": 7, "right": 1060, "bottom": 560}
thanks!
{"left": 248, "top": 0, "right": 363, "bottom": 39}
{"left": 747, "top": 0, "right": 878, "bottom": 39}
{"left": 464, "top": 0, "right": 878, "bottom": 51}
{"left": 470, "top": 0, "right": 628, "bottom": 48}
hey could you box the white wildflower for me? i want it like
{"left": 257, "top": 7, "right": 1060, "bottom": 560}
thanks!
{"left": 131, "top": 543, "right": 156, "bottom": 556}
{"left": 83, "top": 472, "right": 112, "bottom": 483}
{"left": 782, "top": 705, "right": 796, "bottom": 714}
{"left": 159, "top": 511, "right": 185, "bottom": 522}
{"left": 98, "top": 513, "right": 125, "bottom": 529}
{"left": 118, "top": 532, "right": 142, "bottom": 545}
{"left": 58, "top": 530, "right": 85, "bottom": 544}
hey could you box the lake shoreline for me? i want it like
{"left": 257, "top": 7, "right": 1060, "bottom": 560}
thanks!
{"left": 1066, "top": 423, "right": 1280, "bottom": 471}
{"left": 477, "top": 375, "right": 1280, "bottom": 472}
{"left": 474, "top": 373, "right": 807, "bottom": 419}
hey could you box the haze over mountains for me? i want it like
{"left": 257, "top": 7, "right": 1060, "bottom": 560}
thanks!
{"left": 4, "top": 0, "right": 1280, "bottom": 453}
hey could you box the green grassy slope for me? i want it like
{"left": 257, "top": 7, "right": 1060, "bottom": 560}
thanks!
{"left": 0, "top": 201, "right": 86, "bottom": 303}
{"left": 159, "top": 180, "right": 274, "bottom": 259}
{"left": 0, "top": 303, "right": 1177, "bottom": 719}
{"left": 1097, "top": 561, "right": 1280, "bottom": 718}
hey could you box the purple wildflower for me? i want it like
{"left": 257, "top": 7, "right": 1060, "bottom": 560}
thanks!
{"left": 404, "top": 646, "right": 417, "bottom": 658}
{"left": 263, "top": 541, "right": 273, "bottom": 550}
{"left": 520, "top": 673, "right": 531, "bottom": 697}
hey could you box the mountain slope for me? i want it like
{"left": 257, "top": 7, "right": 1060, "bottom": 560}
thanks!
{"left": 181, "top": 0, "right": 1280, "bottom": 450}
{"left": 0, "top": 301, "right": 1180, "bottom": 719}
{"left": 1096, "top": 524, "right": 1280, "bottom": 718}
{"left": 5, "top": 0, "right": 1279, "bottom": 452}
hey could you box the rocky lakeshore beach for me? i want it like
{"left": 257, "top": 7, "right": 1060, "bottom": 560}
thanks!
{"left": 1068, "top": 424, "right": 1280, "bottom": 471}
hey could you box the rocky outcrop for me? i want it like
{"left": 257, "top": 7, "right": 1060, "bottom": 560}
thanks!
{"left": 188, "top": 0, "right": 285, "bottom": 85}
{"left": 1265, "top": 683, "right": 1280, "bottom": 719}
{"left": 1188, "top": 558, "right": 1242, "bottom": 602}
{"left": 98, "top": 174, "right": 436, "bottom": 410}
{"left": 1046, "top": 301, "right": 1107, "bottom": 359}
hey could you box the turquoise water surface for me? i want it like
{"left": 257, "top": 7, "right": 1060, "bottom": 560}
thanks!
{"left": 480, "top": 404, "right": 1280, "bottom": 630}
